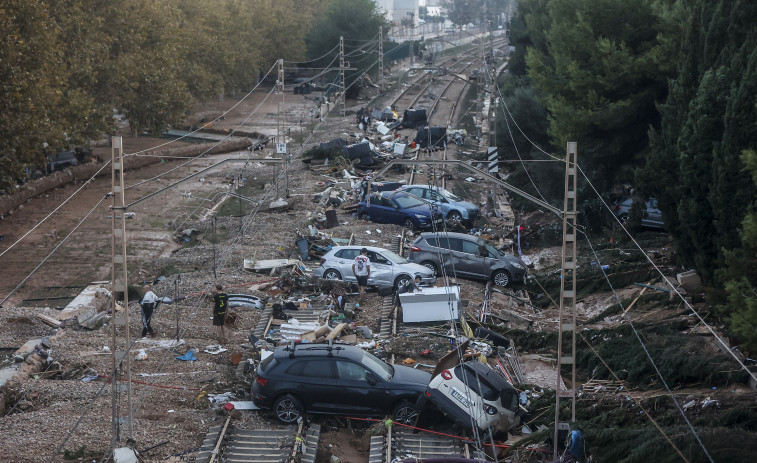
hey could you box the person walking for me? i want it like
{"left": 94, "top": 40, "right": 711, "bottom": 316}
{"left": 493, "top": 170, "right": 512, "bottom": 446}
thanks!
{"left": 211, "top": 284, "right": 229, "bottom": 344}
{"left": 141, "top": 285, "right": 172, "bottom": 338}
{"left": 352, "top": 248, "right": 371, "bottom": 302}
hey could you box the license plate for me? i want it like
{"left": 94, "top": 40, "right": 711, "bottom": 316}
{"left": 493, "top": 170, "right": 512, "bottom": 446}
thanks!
{"left": 450, "top": 387, "right": 473, "bottom": 408}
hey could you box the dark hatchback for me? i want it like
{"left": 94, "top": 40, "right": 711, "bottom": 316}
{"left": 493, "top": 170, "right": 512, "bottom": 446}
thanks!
{"left": 252, "top": 342, "right": 431, "bottom": 424}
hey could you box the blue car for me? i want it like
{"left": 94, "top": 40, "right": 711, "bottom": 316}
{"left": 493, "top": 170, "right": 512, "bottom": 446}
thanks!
{"left": 358, "top": 191, "right": 444, "bottom": 231}
{"left": 398, "top": 185, "right": 480, "bottom": 224}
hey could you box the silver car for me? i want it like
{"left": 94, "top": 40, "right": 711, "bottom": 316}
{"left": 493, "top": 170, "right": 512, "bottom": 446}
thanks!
{"left": 314, "top": 246, "right": 436, "bottom": 289}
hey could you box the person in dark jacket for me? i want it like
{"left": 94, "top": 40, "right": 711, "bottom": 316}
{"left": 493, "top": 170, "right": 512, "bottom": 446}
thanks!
{"left": 211, "top": 284, "right": 229, "bottom": 344}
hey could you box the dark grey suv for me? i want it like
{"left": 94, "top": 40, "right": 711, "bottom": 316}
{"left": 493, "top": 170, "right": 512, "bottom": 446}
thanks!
{"left": 252, "top": 342, "right": 431, "bottom": 424}
{"left": 408, "top": 232, "right": 526, "bottom": 287}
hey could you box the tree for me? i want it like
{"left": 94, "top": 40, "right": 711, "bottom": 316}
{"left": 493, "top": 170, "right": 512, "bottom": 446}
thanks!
{"left": 443, "top": 0, "right": 484, "bottom": 29}
{"left": 0, "top": 1, "right": 72, "bottom": 192}
{"left": 719, "top": 150, "right": 757, "bottom": 354}
{"left": 642, "top": 0, "right": 757, "bottom": 283}
{"left": 524, "top": 0, "right": 673, "bottom": 193}
{"left": 305, "top": 0, "right": 388, "bottom": 99}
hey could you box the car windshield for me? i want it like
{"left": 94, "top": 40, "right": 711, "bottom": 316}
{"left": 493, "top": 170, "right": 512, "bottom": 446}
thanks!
{"left": 438, "top": 188, "right": 462, "bottom": 202}
{"left": 381, "top": 250, "right": 408, "bottom": 264}
{"left": 361, "top": 350, "right": 393, "bottom": 380}
{"left": 394, "top": 194, "right": 426, "bottom": 209}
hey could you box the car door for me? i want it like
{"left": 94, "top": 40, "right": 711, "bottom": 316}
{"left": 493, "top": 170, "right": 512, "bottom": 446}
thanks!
{"left": 385, "top": 197, "right": 406, "bottom": 225}
{"left": 645, "top": 199, "right": 664, "bottom": 228}
{"left": 425, "top": 189, "right": 450, "bottom": 217}
{"left": 367, "top": 251, "right": 394, "bottom": 286}
{"left": 438, "top": 237, "right": 469, "bottom": 278}
{"left": 369, "top": 196, "right": 397, "bottom": 224}
{"left": 282, "top": 359, "right": 337, "bottom": 412}
{"left": 460, "top": 239, "right": 489, "bottom": 279}
{"left": 435, "top": 236, "right": 457, "bottom": 275}
{"left": 334, "top": 248, "right": 360, "bottom": 282}
{"left": 331, "top": 360, "right": 390, "bottom": 415}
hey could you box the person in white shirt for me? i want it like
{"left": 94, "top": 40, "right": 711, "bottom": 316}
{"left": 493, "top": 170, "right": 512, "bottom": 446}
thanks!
{"left": 140, "top": 285, "right": 172, "bottom": 337}
{"left": 352, "top": 248, "right": 371, "bottom": 302}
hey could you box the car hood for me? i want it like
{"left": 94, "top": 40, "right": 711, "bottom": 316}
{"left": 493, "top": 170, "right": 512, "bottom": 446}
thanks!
{"left": 403, "top": 262, "right": 436, "bottom": 277}
{"left": 455, "top": 200, "right": 478, "bottom": 210}
{"left": 391, "top": 364, "right": 432, "bottom": 387}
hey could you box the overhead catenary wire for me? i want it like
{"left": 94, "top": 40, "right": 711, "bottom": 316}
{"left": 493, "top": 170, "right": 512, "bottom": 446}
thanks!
{"left": 578, "top": 228, "right": 714, "bottom": 463}
{"left": 123, "top": 61, "right": 279, "bottom": 157}
{"left": 483, "top": 54, "right": 757, "bottom": 386}
{"left": 0, "top": 60, "right": 280, "bottom": 265}
{"left": 49, "top": 41, "right": 380, "bottom": 459}
{"left": 486, "top": 52, "right": 717, "bottom": 458}
{"left": 1, "top": 193, "right": 110, "bottom": 306}
{"left": 108, "top": 48, "right": 391, "bottom": 458}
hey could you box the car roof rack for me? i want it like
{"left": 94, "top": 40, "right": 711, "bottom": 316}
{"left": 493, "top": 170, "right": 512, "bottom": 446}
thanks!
{"left": 285, "top": 339, "right": 343, "bottom": 358}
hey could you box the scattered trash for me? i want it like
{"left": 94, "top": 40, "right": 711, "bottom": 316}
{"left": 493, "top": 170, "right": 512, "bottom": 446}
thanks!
{"left": 204, "top": 345, "right": 228, "bottom": 355}
{"left": 176, "top": 349, "right": 198, "bottom": 361}
{"left": 135, "top": 349, "right": 148, "bottom": 361}
{"left": 81, "top": 375, "right": 99, "bottom": 382}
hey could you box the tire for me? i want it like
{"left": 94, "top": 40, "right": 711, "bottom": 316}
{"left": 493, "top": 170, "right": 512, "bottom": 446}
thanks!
{"left": 447, "top": 211, "right": 463, "bottom": 224}
{"left": 420, "top": 261, "right": 438, "bottom": 276}
{"left": 403, "top": 218, "right": 415, "bottom": 231}
{"left": 492, "top": 270, "right": 511, "bottom": 287}
{"left": 394, "top": 275, "right": 412, "bottom": 291}
{"left": 323, "top": 269, "right": 342, "bottom": 281}
{"left": 391, "top": 401, "right": 420, "bottom": 425}
{"left": 273, "top": 394, "right": 304, "bottom": 424}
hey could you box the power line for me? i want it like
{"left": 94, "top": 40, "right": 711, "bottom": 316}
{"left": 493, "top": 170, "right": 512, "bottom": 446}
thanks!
{"left": 486, "top": 58, "right": 757, "bottom": 385}
{"left": 123, "top": 61, "right": 279, "bottom": 157}
{"left": 578, "top": 228, "right": 714, "bottom": 463}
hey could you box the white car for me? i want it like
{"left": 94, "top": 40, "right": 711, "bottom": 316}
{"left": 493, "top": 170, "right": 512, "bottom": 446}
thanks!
{"left": 420, "top": 361, "right": 525, "bottom": 436}
{"left": 313, "top": 246, "right": 436, "bottom": 290}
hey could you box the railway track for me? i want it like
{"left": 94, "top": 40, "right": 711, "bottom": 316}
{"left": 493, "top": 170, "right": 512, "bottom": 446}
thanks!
{"left": 406, "top": 37, "right": 508, "bottom": 189}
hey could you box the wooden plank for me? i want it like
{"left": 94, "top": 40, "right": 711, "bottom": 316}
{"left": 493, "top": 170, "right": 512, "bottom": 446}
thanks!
{"left": 325, "top": 323, "right": 347, "bottom": 340}
{"left": 622, "top": 286, "right": 648, "bottom": 316}
{"left": 36, "top": 314, "right": 62, "bottom": 327}
{"left": 208, "top": 415, "right": 232, "bottom": 463}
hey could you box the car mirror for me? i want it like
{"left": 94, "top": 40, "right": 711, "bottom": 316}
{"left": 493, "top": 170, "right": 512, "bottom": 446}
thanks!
{"left": 366, "top": 373, "right": 378, "bottom": 385}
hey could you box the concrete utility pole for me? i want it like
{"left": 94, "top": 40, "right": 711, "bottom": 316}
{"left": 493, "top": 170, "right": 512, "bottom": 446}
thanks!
{"left": 276, "top": 58, "right": 287, "bottom": 198}
{"left": 277, "top": 58, "right": 284, "bottom": 141}
{"left": 340, "top": 36, "right": 346, "bottom": 117}
{"left": 408, "top": 12, "right": 415, "bottom": 68}
{"left": 378, "top": 27, "right": 384, "bottom": 94}
{"left": 554, "top": 142, "right": 578, "bottom": 459}
{"left": 109, "top": 136, "right": 134, "bottom": 452}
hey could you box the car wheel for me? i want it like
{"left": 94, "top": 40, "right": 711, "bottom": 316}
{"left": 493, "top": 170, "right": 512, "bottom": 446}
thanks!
{"left": 403, "top": 218, "right": 415, "bottom": 231}
{"left": 392, "top": 401, "right": 419, "bottom": 425}
{"left": 273, "top": 394, "right": 304, "bottom": 424}
{"left": 447, "top": 211, "right": 463, "bottom": 224}
{"left": 420, "top": 261, "right": 438, "bottom": 275}
{"left": 323, "top": 269, "right": 342, "bottom": 281}
{"left": 492, "top": 270, "right": 511, "bottom": 287}
{"left": 394, "top": 275, "right": 412, "bottom": 291}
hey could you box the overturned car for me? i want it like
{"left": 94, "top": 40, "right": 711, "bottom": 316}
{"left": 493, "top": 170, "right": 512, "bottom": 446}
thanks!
{"left": 417, "top": 356, "right": 527, "bottom": 437}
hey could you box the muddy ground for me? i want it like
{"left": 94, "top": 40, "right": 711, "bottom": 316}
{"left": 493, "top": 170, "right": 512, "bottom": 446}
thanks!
{"left": 1, "top": 49, "right": 755, "bottom": 463}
